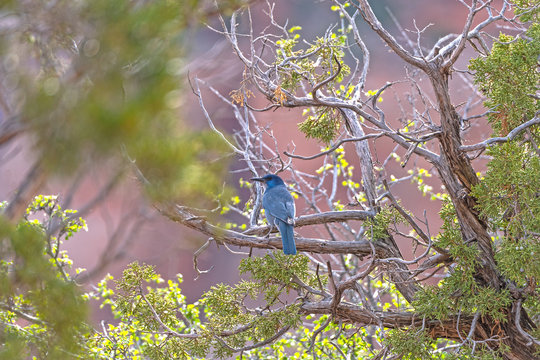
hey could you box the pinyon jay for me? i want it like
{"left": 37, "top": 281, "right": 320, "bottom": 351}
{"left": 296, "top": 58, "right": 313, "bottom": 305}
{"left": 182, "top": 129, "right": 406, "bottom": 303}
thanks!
{"left": 251, "top": 174, "right": 296, "bottom": 255}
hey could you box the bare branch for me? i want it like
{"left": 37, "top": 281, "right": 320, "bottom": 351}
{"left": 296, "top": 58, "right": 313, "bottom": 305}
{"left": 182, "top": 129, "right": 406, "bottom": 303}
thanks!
{"left": 156, "top": 203, "right": 386, "bottom": 256}
{"left": 243, "top": 210, "right": 375, "bottom": 236}
{"left": 301, "top": 301, "right": 474, "bottom": 340}
{"left": 193, "top": 239, "right": 215, "bottom": 280}
{"left": 190, "top": 77, "right": 243, "bottom": 154}
{"left": 284, "top": 133, "right": 383, "bottom": 161}
{"left": 514, "top": 299, "right": 540, "bottom": 347}
{"left": 3, "top": 161, "right": 47, "bottom": 221}
{"left": 435, "top": 1, "right": 509, "bottom": 63}
{"left": 444, "top": 0, "right": 480, "bottom": 68}
{"left": 139, "top": 286, "right": 198, "bottom": 339}
{"left": 352, "top": 0, "right": 427, "bottom": 70}
{"left": 0, "top": 303, "right": 44, "bottom": 325}
{"left": 215, "top": 325, "right": 291, "bottom": 352}
{"left": 460, "top": 115, "right": 540, "bottom": 152}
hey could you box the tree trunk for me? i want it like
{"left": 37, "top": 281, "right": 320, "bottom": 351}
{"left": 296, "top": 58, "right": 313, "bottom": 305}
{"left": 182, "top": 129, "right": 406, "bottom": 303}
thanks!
{"left": 342, "top": 108, "right": 419, "bottom": 303}
{"left": 429, "top": 65, "right": 537, "bottom": 359}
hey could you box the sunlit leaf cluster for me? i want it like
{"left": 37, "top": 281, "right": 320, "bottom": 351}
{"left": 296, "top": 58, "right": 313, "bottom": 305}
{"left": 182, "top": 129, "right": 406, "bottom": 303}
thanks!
{"left": 0, "top": 196, "right": 89, "bottom": 359}
{"left": 273, "top": 29, "right": 351, "bottom": 143}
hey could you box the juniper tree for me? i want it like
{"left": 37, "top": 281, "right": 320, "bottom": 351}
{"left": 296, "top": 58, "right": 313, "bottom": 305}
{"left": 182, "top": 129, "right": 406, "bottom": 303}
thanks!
{"left": 150, "top": 1, "right": 539, "bottom": 359}
{"left": 1, "top": 1, "right": 539, "bottom": 360}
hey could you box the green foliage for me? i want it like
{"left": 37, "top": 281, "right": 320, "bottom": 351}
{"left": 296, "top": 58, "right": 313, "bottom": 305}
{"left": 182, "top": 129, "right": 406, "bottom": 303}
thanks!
{"left": 412, "top": 286, "right": 456, "bottom": 321}
{"left": 244, "top": 314, "right": 373, "bottom": 359}
{"left": 0, "top": 196, "right": 89, "bottom": 359}
{"left": 201, "top": 254, "right": 308, "bottom": 357}
{"left": 470, "top": 19, "right": 539, "bottom": 296}
{"left": 386, "top": 328, "right": 434, "bottom": 359}
{"left": 472, "top": 143, "right": 540, "bottom": 238}
{"left": 86, "top": 255, "right": 395, "bottom": 359}
{"left": 466, "top": 13, "right": 539, "bottom": 298}
{"left": 239, "top": 252, "right": 319, "bottom": 299}
{"left": 386, "top": 329, "right": 507, "bottom": 360}
{"left": 275, "top": 34, "right": 350, "bottom": 93}
{"left": 88, "top": 254, "right": 312, "bottom": 359}
{"left": 414, "top": 197, "right": 512, "bottom": 322}
{"left": 471, "top": 142, "right": 540, "bottom": 287}
{"left": 436, "top": 198, "right": 478, "bottom": 283}
{"left": 469, "top": 24, "right": 540, "bottom": 137}
{"left": 295, "top": 35, "right": 351, "bottom": 143}
{"left": 496, "top": 239, "right": 540, "bottom": 286}
{"left": 2, "top": 0, "right": 233, "bottom": 206}
{"left": 413, "top": 271, "right": 513, "bottom": 323}
{"left": 298, "top": 107, "right": 341, "bottom": 144}
{"left": 273, "top": 28, "right": 351, "bottom": 143}
{"left": 87, "top": 262, "right": 204, "bottom": 359}
{"left": 512, "top": 0, "right": 540, "bottom": 22}
{"left": 364, "top": 205, "right": 406, "bottom": 240}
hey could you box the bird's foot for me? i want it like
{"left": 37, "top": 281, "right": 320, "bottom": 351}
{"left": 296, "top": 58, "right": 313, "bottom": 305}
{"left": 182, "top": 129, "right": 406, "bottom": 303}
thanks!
{"left": 263, "top": 225, "right": 274, "bottom": 238}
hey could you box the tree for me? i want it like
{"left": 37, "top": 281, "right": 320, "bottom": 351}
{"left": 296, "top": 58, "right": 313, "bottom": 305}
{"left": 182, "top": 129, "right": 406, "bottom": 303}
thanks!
{"left": 1, "top": 1, "right": 539, "bottom": 360}
{"left": 150, "top": 1, "right": 539, "bottom": 358}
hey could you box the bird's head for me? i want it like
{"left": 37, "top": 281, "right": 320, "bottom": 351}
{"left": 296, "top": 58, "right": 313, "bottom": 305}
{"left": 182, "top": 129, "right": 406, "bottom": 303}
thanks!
{"left": 250, "top": 174, "right": 285, "bottom": 188}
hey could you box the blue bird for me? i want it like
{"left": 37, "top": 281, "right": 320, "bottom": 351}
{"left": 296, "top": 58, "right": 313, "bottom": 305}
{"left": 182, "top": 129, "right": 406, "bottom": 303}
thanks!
{"left": 251, "top": 174, "right": 296, "bottom": 255}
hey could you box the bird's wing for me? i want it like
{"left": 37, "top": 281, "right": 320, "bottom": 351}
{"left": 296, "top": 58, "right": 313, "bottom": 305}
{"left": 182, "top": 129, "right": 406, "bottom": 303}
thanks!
{"left": 263, "top": 186, "right": 295, "bottom": 224}
{"left": 284, "top": 196, "right": 295, "bottom": 225}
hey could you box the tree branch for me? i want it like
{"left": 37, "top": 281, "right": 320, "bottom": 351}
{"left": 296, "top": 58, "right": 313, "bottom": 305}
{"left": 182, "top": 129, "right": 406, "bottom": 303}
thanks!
{"left": 215, "top": 325, "right": 291, "bottom": 353}
{"left": 460, "top": 115, "right": 540, "bottom": 152}
{"left": 352, "top": 0, "right": 428, "bottom": 71}
{"left": 243, "top": 209, "right": 375, "bottom": 236}
{"left": 301, "top": 300, "right": 473, "bottom": 340}
{"left": 284, "top": 133, "right": 383, "bottom": 160}
{"left": 444, "top": 0, "right": 480, "bottom": 69}
{"left": 156, "top": 203, "right": 387, "bottom": 256}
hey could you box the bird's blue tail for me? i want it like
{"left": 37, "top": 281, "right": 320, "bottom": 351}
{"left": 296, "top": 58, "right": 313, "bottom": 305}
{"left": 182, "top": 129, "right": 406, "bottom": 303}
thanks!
{"left": 278, "top": 221, "right": 296, "bottom": 255}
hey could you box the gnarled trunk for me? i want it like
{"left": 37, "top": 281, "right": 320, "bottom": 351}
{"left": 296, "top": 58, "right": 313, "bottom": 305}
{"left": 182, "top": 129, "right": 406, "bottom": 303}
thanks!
{"left": 429, "top": 66, "right": 536, "bottom": 360}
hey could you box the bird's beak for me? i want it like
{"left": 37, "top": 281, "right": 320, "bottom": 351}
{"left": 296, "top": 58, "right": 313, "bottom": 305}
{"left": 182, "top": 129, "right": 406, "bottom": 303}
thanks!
{"left": 250, "top": 177, "right": 265, "bottom": 182}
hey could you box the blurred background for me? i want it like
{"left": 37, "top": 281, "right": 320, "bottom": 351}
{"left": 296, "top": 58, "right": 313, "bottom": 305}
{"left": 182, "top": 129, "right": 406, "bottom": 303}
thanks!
{"left": 0, "top": 0, "right": 494, "bottom": 323}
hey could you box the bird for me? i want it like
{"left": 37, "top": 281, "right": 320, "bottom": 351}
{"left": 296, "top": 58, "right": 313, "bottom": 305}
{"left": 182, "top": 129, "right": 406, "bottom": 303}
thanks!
{"left": 251, "top": 174, "right": 296, "bottom": 255}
